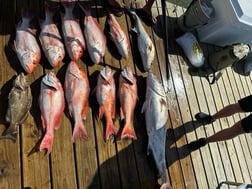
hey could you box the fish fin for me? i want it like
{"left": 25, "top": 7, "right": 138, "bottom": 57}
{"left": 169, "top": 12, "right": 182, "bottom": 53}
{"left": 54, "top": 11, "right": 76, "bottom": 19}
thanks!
{"left": 72, "top": 123, "right": 88, "bottom": 142}
{"left": 119, "top": 107, "right": 124, "bottom": 120}
{"left": 141, "top": 101, "right": 146, "bottom": 113}
{"left": 39, "top": 133, "right": 53, "bottom": 154}
{"left": 105, "top": 122, "right": 117, "bottom": 140}
{"left": 0, "top": 125, "right": 18, "bottom": 142}
{"left": 121, "top": 124, "right": 137, "bottom": 140}
{"left": 131, "top": 27, "right": 138, "bottom": 34}
{"left": 98, "top": 105, "right": 105, "bottom": 119}
{"left": 81, "top": 103, "right": 89, "bottom": 119}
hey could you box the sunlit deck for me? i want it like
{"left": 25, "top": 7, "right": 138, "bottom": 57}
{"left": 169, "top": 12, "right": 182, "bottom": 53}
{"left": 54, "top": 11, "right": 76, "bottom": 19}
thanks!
{"left": 0, "top": 0, "right": 251, "bottom": 189}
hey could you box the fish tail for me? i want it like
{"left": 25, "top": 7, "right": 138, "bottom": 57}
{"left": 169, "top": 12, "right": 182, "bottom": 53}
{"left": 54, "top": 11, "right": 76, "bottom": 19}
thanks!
{"left": 61, "top": 0, "right": 76, "bottom": 10}
{"left": 105, "top": 122, "right": 117, "bottom": 140}
{"left": 121, "top": 124, "right": 137, "bottom": 140}
{"left": 72, "top": 122, "right": 88, "bottom": 142}
{"left": 39, "top": 133, "right": 53, "bottom": 154}
{"left": 45, "top": 1, "right": 60, "bottom": 16}
{"left": 78, "top": 2, "right": 91, "bottom": 16}
{"left": 0, "top": 125, "right": 18, "bottom": 142}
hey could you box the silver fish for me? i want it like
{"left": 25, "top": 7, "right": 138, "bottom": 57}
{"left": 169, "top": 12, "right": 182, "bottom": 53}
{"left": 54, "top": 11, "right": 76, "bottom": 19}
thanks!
{"left": 1, "top": 73, "right": 32, "bottom": 142}
{"left": 126, "top": 8, "right": 155, "bottom": 71}
{"left": 141, "top": 72, "right": 168, "bottom": 186}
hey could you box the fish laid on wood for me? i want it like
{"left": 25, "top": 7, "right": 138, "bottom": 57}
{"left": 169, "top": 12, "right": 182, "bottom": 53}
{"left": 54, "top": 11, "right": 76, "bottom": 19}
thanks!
{"left": 15, "top": 11, "right": 41, "bottom": 74}
{"left": 39, "top": 2, "right": 65, "bottom": 68}
{"left": 125, "top": 7, "right": 155, "bottom": 72}
{"left": 96, "top": 66, "right": 117, "bottom": 140}
{"left": 39, "top": 72, "right": 65, "bottom": 153}
{"left": 0, "top": 73, "right": 32, "bottom": 142}
{"left": 118, "top": 67, "right": 138, "bottom": 140}
{"left": 107, "top": 12, "right": 130, "bottom": 59}
{"left": 79, "top": 3, "right": 106, "bottom": 64}
{"left": 141, "top": 72, "right": 168, "bottom": 188}
{"left": 61, "top": 1, "right": 86, "bottom": 61}
{"left": 64, "top": 61, "right": 90, "bottom": 142}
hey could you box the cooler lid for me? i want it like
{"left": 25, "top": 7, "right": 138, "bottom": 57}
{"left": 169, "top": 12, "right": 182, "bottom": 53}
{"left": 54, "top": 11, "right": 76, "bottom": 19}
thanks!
{"left": 230, "top": 0, "right": 252, "bottom": 25}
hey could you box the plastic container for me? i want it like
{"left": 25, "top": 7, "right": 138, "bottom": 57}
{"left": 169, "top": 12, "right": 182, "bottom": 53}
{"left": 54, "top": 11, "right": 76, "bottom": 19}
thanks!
{"left": 197, "top": 0, "right": 252, "bottom": 47}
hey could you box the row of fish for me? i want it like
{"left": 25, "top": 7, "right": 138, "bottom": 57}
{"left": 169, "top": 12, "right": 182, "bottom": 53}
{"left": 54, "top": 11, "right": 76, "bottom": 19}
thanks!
{"left": 1, "top": 64, "right": 138, "bottom": 153}
{"left": 14, "top": 1, "right": 155, "bottom": 74}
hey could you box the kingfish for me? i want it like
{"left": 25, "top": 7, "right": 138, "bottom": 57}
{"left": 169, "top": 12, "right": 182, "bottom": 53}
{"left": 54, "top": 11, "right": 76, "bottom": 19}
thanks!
{"left": 61, "top": 1, "right": 86, "bottom": 61}
{"left": 96, "top": 66, "right": 117, "bottom": 140}
{"left": 126, "top": 8, "right": 155, "bottom": 72}
{"left": 40, "top": 2, "right": 65, "bottom": 68}
{"left": 79, "top": 3, "right": 106, "bottom": 64}
{"left": 64, "top": 61, "right": 90, "bottom": 142}
{"left": 39, "top": 72, "right": 65, "bottom": 153}
{"left": 0, "top": 73, "right": 32, "bottom": 142}
{"left": 141, "top": 72, "right": 168, "bottom": 188}
{"left": 15, "top": 11, "right": 41, "bottom": 74}
{"left": 118, "top": 67, "right": 138, "bottom": 140}
{"left": 107, "top": 12, "right": 130, "bottom": 59}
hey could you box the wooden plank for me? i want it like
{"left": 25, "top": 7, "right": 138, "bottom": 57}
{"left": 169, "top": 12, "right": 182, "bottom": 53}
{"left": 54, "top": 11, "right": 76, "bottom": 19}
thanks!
{"left": 0, "top": 1, "right": 22, "bottom": 189}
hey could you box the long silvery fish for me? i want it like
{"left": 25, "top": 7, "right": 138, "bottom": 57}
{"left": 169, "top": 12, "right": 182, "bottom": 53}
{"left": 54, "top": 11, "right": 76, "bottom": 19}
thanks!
{"left": 141, "top": 72, "right": 169, "bottom": 188}
{"left": 95, "top": 66, "right": 117, "bottom": 140}
{"left": 118, "top": 66, "right": 138, "bottom": 140}
{"left": 79, "top": 3, "right": 106, "bottom": 64}
{"left": 107, "top": 12, "right": 130, "bottom": 59}
{"left": 61, "top": 1, "right": 86, "bottom": 61}
{"left": 64, "top": 61, "right": 90, "bottom": 142}
{"left": 39, "top": 2, "right": 65, "bottom": 68}
{"left": 15, "top": 11, "right": 41, "bottom": 74}
{"left": 125, "top": 7, "right": 155, "bottom": 72}
{"left": 39, "top": 72, "right": 65, "bottom": 153}
{"left": 0, "top": 73, "right": 32, "bottom": 142}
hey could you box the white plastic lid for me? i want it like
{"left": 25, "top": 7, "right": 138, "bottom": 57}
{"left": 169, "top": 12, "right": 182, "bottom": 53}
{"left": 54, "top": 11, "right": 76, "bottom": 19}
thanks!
{"left": 231, "top": 0, "right": 252, "bottom": 25}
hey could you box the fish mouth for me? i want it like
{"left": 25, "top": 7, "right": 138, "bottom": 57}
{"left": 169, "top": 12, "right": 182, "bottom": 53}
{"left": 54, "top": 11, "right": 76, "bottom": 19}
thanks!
{"left": 100, "top": 66, "right": 113, "bottom": 83}
{"left": 14, "top": 72, "right": 28, "bottom": 90}
{"left": 147, "top": 72, "right": 166, "bottom": 97}
{"left": 121, "top": 67, "right": 134, "bottom": 84}
{"left": 42, "top": 72, "right": 59, "bottom": 89}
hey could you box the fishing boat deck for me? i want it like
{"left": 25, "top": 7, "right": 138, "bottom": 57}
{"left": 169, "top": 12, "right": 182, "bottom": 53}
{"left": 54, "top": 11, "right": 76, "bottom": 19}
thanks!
{"left": 0, "top": 0, "right": 251, "bottom": 189}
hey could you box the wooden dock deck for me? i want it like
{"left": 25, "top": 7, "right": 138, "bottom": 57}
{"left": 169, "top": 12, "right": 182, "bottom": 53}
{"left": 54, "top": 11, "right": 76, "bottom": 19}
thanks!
{"left": 0, "top": 0, "right": 251, "bottom": 189}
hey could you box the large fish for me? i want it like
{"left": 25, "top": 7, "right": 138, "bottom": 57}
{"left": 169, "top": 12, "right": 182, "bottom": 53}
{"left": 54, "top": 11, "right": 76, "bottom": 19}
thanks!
{"left": 118, "top": 67, "right": 137, "bottom": 140}
{"left": 96, "top": 66, "right": 117, "bottom": 140}
{"left": 141, "top": 72, "right": 169, "bottom": 188}
{"left": 39, "top": 72, "right": 65, "bottom": 153}
{"left": 125, "top": 8, "right": 155, "bottom": 72}
{"left": 39, "top": 2, "right": 65, "bottom": 68}
{"left": 61, "top": 1, "right": 86, "bottom": 61}
{"left": 64, "top": 61, "right": 90, "bottom": 142}
{"left": 15, "top": 11, "right": 41, "bottom": 74}
{"left": 107, "top": 12, "right": 130, "bottom": 59}
{"left": 0, "top": 73, "right": 32, "bottom": 142}
{"left": 79, "top": 3, "right": 106, "bottom": 64}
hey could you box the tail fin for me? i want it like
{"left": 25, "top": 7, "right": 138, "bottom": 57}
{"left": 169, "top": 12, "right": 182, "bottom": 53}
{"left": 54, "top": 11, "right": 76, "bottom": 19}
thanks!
{"left": 105, "top": 122, "right": 117, "bottom": 140}
{"left": 39, "top": 133, "right": 53, "bottom": 154}
{"left": 78, "top": 2, "right": 92, "bottom": 16}
{"left": 121, "top": 124, "right": 137, "bottom": 140}
{"left": 0, "top": 125, "right": 18, "bottom": 142}
{"left": 72, "top": 123, "right": 88, "bottom": 142}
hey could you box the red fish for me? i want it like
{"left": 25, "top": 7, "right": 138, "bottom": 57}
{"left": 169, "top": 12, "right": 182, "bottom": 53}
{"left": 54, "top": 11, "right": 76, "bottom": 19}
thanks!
{"left": 61, "top": 1, "right": 86, "bottom": 61}
{"left": 39, "top": 2, "right": 65, "bottom": 67}
{"left": 39, "top": 72, "right": 65, "bottom": 153}
{"left": 118, "top": 67, "right": 138, "bottom": 140}
{"left": 79, "top": 3, "right": 106, "bottom": 64}
{"left": 64, "top": 61, "right": 90, "bottom": 142}
{"left": 96, "top": 66, "right": 117, "bottom": 140}
{"left": 107, "top": 12, "right": 130, "bottom": 59}
{"left": 15, "top": 11, "right": 41, "bottom": 74}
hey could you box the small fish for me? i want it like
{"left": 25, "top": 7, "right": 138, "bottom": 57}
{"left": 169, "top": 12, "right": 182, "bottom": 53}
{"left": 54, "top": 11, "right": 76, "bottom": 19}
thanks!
{"left": 79, "top": 3, "right": 106, "bottom": 64}
{"left": 39, "top": 2, "right": 65, "bottom": 67}
{"left": 118, "top": 67, "right": 138, "bottom": 140}
{"left": 107, "top": 12, "right": 130, "bottom": 59}
{"left": 61, "top": 1, "right": 86, "bottom": 61}
{"left": 64, "top": 61, "right": 90, "bottom": 142}
{"left": 39, "top": 72, "right": 65, "bottom": 153}
{"left": 141, "top": 72, "right": 168, "bottom": 186}
{"left": 125, "top": 7, "right": 155, "bottom": 71}
{"left": 96, "top": 66, "right": 117, "bottom": 140}
{"left": 15, "top": 11, "right": 41, "bottom": 74}
{"left": 1, "top": 73, "right": 32, "bottom": 142}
